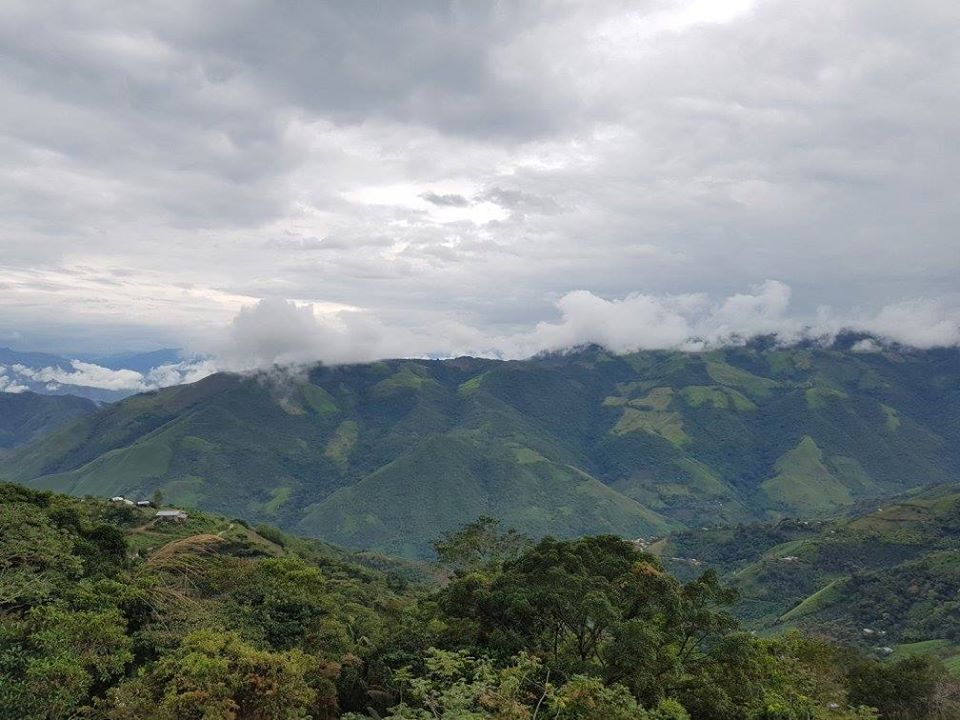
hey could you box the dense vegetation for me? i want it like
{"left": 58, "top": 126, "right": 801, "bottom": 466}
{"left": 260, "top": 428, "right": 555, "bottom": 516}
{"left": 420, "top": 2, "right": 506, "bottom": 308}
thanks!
{"left": 2, "top": 484, "right": 959, "bottom": 719}
{"left": 650, "top": 484, "right": 960, "bottom": 667}
{"left": 3, "top": 342, "right": 959, "bottom": 556}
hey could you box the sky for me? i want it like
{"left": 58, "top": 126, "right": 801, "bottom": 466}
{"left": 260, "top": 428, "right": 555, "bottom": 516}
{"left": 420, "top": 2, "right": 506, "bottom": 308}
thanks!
{"left": 1, "top": 0, "right": 959, "bottom": 377}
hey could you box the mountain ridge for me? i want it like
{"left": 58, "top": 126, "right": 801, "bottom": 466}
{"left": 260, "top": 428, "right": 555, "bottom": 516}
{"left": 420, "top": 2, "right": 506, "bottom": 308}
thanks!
{"left": 0, "top": 391, "right": 98, "bottom": 450}
{"left": 2, "top": 344, "right": 958, "bottom": 556}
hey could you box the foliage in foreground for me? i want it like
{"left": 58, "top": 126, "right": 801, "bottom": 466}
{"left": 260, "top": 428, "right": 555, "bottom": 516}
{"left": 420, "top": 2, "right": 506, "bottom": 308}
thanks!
{"left": 1, "top": 488, "right": 958, "bottom": 719}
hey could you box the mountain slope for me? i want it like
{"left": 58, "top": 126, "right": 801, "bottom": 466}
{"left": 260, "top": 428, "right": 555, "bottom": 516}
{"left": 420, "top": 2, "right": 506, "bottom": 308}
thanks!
{"left": 300, "top": 434, "right": 673, "bottom": 557}
{"left": 0, "top": 391, "right": 97, "bottom": 450}
{"left": 652, "top": 483, "right": 960, "bottom": 662}
{"left": 2, "top": 343, "right": 959, "bottom": 556}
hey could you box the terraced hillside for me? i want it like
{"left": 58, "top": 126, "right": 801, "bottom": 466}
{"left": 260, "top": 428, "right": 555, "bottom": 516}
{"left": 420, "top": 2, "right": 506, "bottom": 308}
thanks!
{"left": 2, "top": 342, "right": 959, "bottom": 556}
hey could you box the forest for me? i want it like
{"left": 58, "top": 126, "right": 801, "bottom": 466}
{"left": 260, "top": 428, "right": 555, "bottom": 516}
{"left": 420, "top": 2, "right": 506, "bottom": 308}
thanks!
{"left": 2, "top": 484, "right": 958, "bottom": 720}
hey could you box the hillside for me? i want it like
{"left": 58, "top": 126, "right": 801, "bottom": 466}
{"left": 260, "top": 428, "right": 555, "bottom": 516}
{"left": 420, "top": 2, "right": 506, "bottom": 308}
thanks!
{"left": 0, "top": 482, "right": 416, "bottom": 719}
{"left": 651, "top": 483, "right": 960, "bottom": 667}
{"left": 3, "top": 342, "right": 959, "bottom": 556}
{"left": 3, "top": 483, "right": 943, "bottom": 720}
{"left": 0, "top": 391, "right": 97, "bottom": 450}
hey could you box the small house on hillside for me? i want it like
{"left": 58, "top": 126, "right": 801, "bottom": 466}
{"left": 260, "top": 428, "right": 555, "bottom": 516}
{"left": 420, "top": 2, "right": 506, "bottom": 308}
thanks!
{"left": 136, "top": 500, "right": 154, "bottom": 508}
{"left": 155, "top": 509, "right": 188, "bottom": 522}
{"left": 111, "top": 496, "right": 135, "bottom": 506}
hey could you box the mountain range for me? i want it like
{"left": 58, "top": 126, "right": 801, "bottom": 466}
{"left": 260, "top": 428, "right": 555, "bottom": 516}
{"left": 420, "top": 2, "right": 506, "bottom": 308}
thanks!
{"left": 0, "top": 391, "right": 97, "bottom": 450}
{"left": 2, "top": 341, "right": 958, "bottom": 556}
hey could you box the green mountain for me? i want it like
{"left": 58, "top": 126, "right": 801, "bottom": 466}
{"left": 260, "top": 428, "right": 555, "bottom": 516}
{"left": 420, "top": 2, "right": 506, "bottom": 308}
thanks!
{"left": 0, "top": 391, "right": 97, "bottom": 450}
{"left": 651, "top": 483, "right": 960, "bottom": 668}
{"left": 2, "top": 343, "right": 959, "bottom": 556}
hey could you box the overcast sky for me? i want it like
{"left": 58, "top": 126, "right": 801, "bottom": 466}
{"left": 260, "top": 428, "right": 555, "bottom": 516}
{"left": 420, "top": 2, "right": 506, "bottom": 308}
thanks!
{"left": 1, "top": 0, "right": 958, "bottom": 364}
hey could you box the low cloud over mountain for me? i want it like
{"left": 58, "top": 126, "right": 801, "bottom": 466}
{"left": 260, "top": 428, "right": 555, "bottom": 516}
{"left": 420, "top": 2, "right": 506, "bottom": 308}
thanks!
{"left": 202, "top": 281, "right": 959, "bottom": 371}
{"left": 0, "top": 349, "right": 216, "bottom": 400}
{"left": 3, "top": 276, "right": 957, "bottom": 400}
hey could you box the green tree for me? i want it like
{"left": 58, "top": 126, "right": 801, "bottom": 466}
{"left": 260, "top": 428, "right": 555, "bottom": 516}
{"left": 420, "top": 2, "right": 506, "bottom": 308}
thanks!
{"left": 847, "top": 655, "right": 949, "bottom": 720}
{"left": 0, "top": 502, "right": 82, "bottom": 608}
{"left": 433, "top": 516, "right": 530, "bottom": 575}
{"left": 440, "top": 535, "right": 738, "bottom": 694}
{"left": 349, "top": 649, "right": 697, "bottom": 720}
{"left": 549, "top": 675, "right": 660, "bottom": 720}
{"left": 99, "top": 630, "right": 316, "bottom": 720}
{"left": 0, "top": 606, "right": 132, "bottom": 720}
{"left": 230, "top": 556, "right": 334, "bottom": 651}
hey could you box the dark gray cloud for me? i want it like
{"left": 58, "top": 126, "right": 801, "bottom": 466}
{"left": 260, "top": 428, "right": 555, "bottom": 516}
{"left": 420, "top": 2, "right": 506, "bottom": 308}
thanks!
{"left": 420, "top": 192, "right": 471, "bottom": 207}
{"left": 0, "top": 0, "right": 957, "bottom": 357}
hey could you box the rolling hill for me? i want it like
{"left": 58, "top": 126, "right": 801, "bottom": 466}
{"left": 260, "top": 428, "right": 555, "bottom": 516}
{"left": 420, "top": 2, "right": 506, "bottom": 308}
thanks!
{"left": 2, "top": 341, "right": 959, "bottom": 556}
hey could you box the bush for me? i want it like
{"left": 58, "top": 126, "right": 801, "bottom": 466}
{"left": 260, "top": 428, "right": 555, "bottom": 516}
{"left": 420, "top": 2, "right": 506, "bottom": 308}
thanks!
{"left": 256, "top": 523, "right": 288, "bottom": 547}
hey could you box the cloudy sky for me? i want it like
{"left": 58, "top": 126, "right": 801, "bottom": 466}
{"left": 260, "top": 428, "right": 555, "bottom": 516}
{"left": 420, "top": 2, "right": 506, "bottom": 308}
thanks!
{"left": 1, "top": 0, "right": 959, "bottom": 367}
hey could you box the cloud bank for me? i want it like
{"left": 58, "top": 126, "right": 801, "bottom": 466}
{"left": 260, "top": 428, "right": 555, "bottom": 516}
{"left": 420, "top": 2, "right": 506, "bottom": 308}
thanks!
{"left": 3, "top": 279, "right": 956, "bottom": 396}
{"left": 204, "top": 281, "right": 960, "bottom": 371}
{"left": 1, "top": 358, "right": 218, "bottom": 394}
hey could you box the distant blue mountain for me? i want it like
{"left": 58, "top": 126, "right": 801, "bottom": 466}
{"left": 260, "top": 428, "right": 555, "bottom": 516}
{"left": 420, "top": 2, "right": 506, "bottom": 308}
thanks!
{"left": 83, "top": 348, "right": 183, "bottom": 373}
{"left": 0, "top": 347, "right": 72, "bottom": 371}
{"left": 0, "top": 346, "right": 188, "bottom": 403}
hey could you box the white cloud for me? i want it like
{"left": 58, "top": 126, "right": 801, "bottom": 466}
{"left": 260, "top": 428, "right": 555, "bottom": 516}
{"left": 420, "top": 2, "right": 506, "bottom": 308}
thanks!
{"left": 200, "top": 283, "right": 960, "bottom": 373}
{"left": 512, "top": 290, "right": 698, "bottom": 356}
{"left": 707, "top": 281, "right": 797, "bottom": 342}
{"left": 7, "top": 358, "right": 217, "bottom": 393}
{"left": 13, "top": 361, "right": 145, "bottom": 391}
{"left": 510, "top": 283, "right": 959, "bottom": 355}
{"left": 858, "top": 299, "right": 960, "bottom": 348}
{"left": 143, "top": 360, "right": 220, "bottom": 388}
{"left": 851, "top": 338, "right": 881, "bottom": 353}
{"left": 207, "top": 297, "right": 450, "bottom": 370}
{"left": 0, "top": 366, "right": 28, "bottom": 393}
{"left": 6, "top": 280, "right": 957, "bottom": 396}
